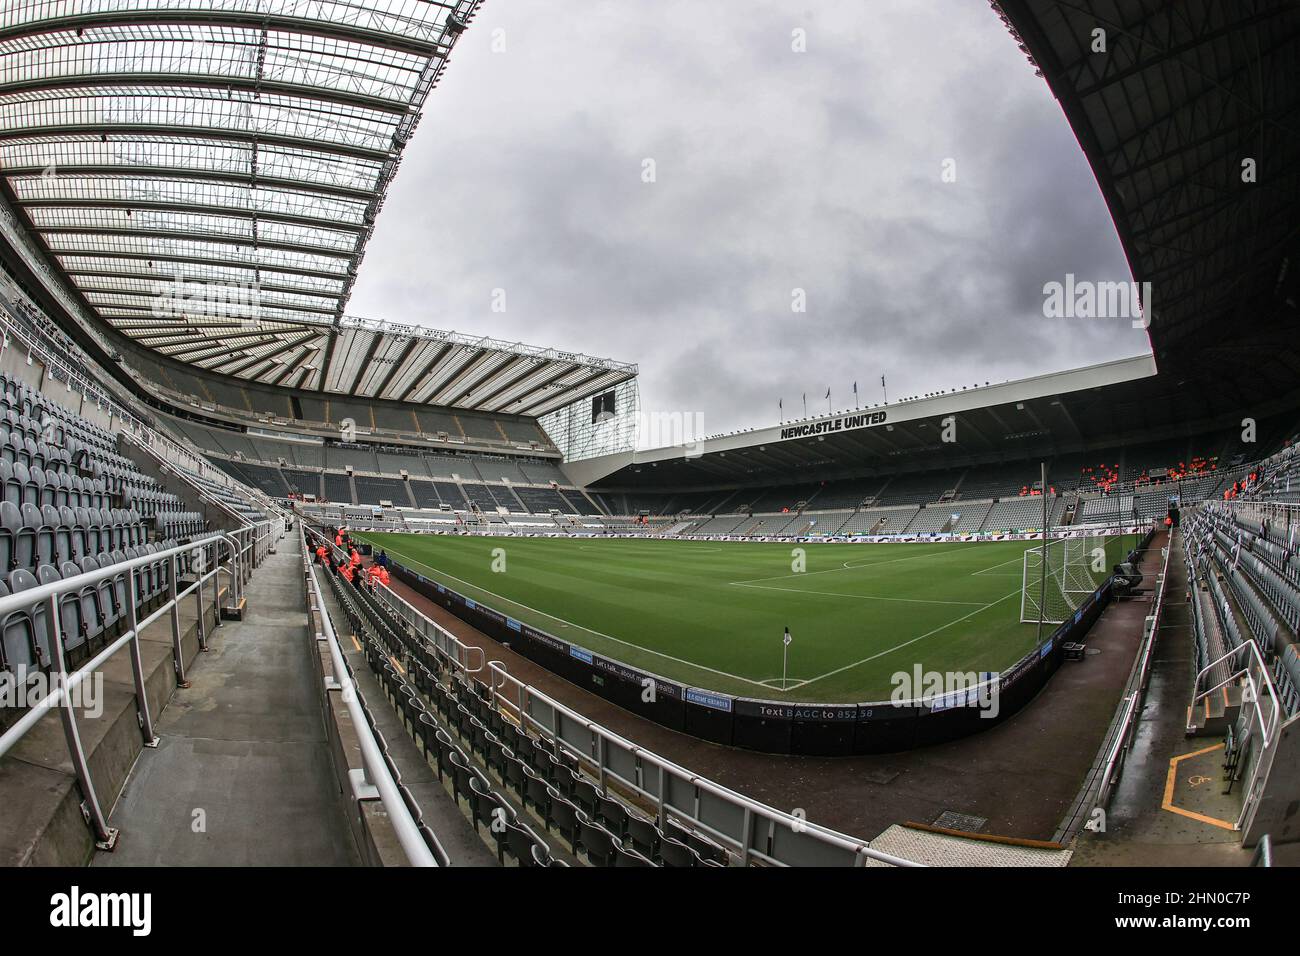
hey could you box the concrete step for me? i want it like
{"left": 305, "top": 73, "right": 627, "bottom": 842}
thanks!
{"left": 1187, "top": 683, "right": 1241, "bottom": 737}
{"left": 0, "top": 592, "right": 219, "bottom": 866}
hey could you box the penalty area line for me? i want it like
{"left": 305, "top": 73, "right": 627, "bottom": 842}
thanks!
{"left": 795, "top": 588, "right": 1023, "bottom": 689}
{"left": 730, "top": 581, "right": 985, "bottom": 606}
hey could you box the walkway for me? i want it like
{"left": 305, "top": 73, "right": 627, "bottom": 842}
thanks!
{"left": 94, "top": 549, "right": 358, "bottom": 866}
{"left": 1071, "top": 529, "right": 1252, "bottom": 866}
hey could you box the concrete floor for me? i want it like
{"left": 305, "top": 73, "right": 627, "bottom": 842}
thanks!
{"left": 94, "top": 550, "right": 359, "bottom": 867}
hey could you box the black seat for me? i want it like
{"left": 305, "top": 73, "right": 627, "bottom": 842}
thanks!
{"left": 596, "top": 794, "right": 629, "bottom": 839}
{"left": 657, "top": 837, "right": 698, "bottom": 868}
{"left": 612, "top": 845, "right": 656, "bottom": 867}
{"left": 625, "top": 815, "right": 660, "bottom": 858}
{"left": 575, "top": 810, "right": 617, "bottom": 867}
{"left": 504, "top": 822, "right": 549, "bottom": 868}
{"left": 545, "top": 787, "right": 580, "bottom": 847}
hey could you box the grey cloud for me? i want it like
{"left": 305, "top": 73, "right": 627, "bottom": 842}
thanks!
{"left": 349, "top": 1, "right": 1149, "bottom": 440}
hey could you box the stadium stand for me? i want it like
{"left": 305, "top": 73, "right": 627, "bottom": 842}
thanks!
{"left": 877, "top": 470, "right": 964, "bottom": 506}
{"left": 0, "top": 0, "right": 1293, "bottom": 877}
{"left": 982, "top": 496, "right": 1058, "bottom": 532}
{"left": 839, "top": 504, "right": 921, "bottom": 535}
{"left": 322, "top": 472, "right": 355, "bottom": 505}
{"left": 354, "top": 476, "right": 411, "bottom": 507}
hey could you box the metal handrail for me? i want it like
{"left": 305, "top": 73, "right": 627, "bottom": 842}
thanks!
{"left": 1188, "top": 637, "right": 1281, "bottom": 830}
{"left": 1252, "top": 833, "right": 1273, "bottom": 867}
{"left": 1190, "top": 641, "right": 1280, "bottom": 751}
{"left": 0, "top": 530, "right": 237, "bottom": 849}
{"left": 365, "top": 566, "right": 486, "bottom": 675}
{"left": 299, "top": 528, "right": 438, "bottom": 867}
{"left": 481, "top": 659, "right": 920, "bottom": 867}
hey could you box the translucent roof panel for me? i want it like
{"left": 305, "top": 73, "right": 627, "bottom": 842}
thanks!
{"left": 0, "top": 0, "right": 492, "bottom": 393}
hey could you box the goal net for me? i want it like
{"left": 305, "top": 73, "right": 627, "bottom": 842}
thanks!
{"left": 1020, "top": 535, "right": 1106, "bottom": 624}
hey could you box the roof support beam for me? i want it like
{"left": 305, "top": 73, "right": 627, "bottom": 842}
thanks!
{"left": 40, "top": 224, "right": 358, "bottom": 259}
{"left": 85, "top": 285, "right": 337, "bottom": 317}
{"left": 23, "top": 197, "right": 366, "bottom": 235}
{"left": 0, "top": 125, "right": 391, "bottom": 163}
{"left": 49, "top": 248, "right": 347, "bottom": 281}
{"left": 371, "top": 336, "right": 421, "bottom": 400}
{"left": 1, "top": 164, "right": 375, "bottom": 202}
{"left": 220, "top": 332, "right": 320, "bottom": 378}
{"left": 0, "top": 74, "right": 410, "bottom": 117}
{"left": 0, "top": 11, "right": 448, "bottom": 58}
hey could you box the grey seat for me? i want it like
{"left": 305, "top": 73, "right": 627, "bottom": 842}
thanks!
{"left": 575, "top": 810, "right": 618, "bottom": 866}
{"left": 6, "top": 568, "right": 52, "bottom": 668}
{"left": 0, "top": 499, "right": 19, "bottom": 571}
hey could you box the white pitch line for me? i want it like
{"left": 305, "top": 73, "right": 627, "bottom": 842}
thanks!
{"left": 731, "top": 581, "right": 986, "bottom": 606}
{"left": 579, "top": 545, "right": 723, "bottom": 554}
{"left": 391, "top": 553, "right": 781, "bottom": 692}
{"left": 794, "top": 588, "right": 1023, "bottom": 689}
{"left": 731, "top": 543, "right": 975, "bottom": 586}
{"left": 757, "top": 677, "right": 811, "bottom": 689}
{"left": 969, "top": 552, "right": 1031, "bottom": 576}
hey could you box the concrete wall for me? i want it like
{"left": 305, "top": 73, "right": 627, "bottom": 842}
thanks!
{"left": 304, "top": 564, "right": 407, "bottom": 866}
{"left": 1242, "top": 711, "right": 1300, "bottom": 847}
{"left": 0, "top": 340, "right": 45, "bottom": 391}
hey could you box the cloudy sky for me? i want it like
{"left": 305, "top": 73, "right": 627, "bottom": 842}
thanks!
{"left": 349, "top": 0, "right": 1151, "bottom": 439}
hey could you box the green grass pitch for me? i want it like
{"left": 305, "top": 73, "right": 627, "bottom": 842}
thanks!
{"left": 354, "top": 532, "right": 1135, "bottom": 703}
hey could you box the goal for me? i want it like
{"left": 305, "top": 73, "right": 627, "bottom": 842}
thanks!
{"left": 1020, "top": 535, "right": 1104, "bottom": 624}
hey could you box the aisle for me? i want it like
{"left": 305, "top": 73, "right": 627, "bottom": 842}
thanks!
{"left": 94, "top": 549, "right": 359, "bottom": 867}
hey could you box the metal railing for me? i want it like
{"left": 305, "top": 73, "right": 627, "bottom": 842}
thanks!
{"left": 480, "top": 660, "right": 919, "bottom": 867}
{"left": 1251, "top": 833, "right": 1273, "bottom": 867}
{"left": 1188, "top": 639, "right": 1281, "bottom": 830}
{"left": 348, "top": 536, "right": 919, "bottom": 867}
{"left": 0, "top": 531, "right": 238, "bottom": 849}
{"left": 300, "top": 528, "right": 438, "bottom": 866}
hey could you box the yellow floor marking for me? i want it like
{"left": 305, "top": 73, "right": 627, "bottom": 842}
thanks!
{"left": 1160, "top": 743, "right": 1236, "bottom": 830}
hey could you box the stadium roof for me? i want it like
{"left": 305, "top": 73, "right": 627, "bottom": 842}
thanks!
{"left": 994, "top": 0, "right": 1300, "bottom": 399}
{"left": 0, "top": 0, "right": 638, "bottom": 408}
{"left": 572, "top": 356, "right": 1173, "bottom": 487}
{"left": 126, "top": 314, "right": 638, "bottom": 416}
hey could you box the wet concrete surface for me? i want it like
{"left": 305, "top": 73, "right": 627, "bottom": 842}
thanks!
{"left": 1071, "top": 529, "right": 1251, "bottom": 867}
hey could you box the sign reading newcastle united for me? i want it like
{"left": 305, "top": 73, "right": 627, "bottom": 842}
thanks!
{"left": 780, "top": 410, "right": 887, "bottom": 441}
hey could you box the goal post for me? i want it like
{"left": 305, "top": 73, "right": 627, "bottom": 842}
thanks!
{"left": 1020, "top": 535, "right": 1108, "bottom": 624}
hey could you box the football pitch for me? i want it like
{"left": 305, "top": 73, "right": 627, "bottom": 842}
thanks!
{"left": 354, "top": 532, "right": 1135, "bottom": 703}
